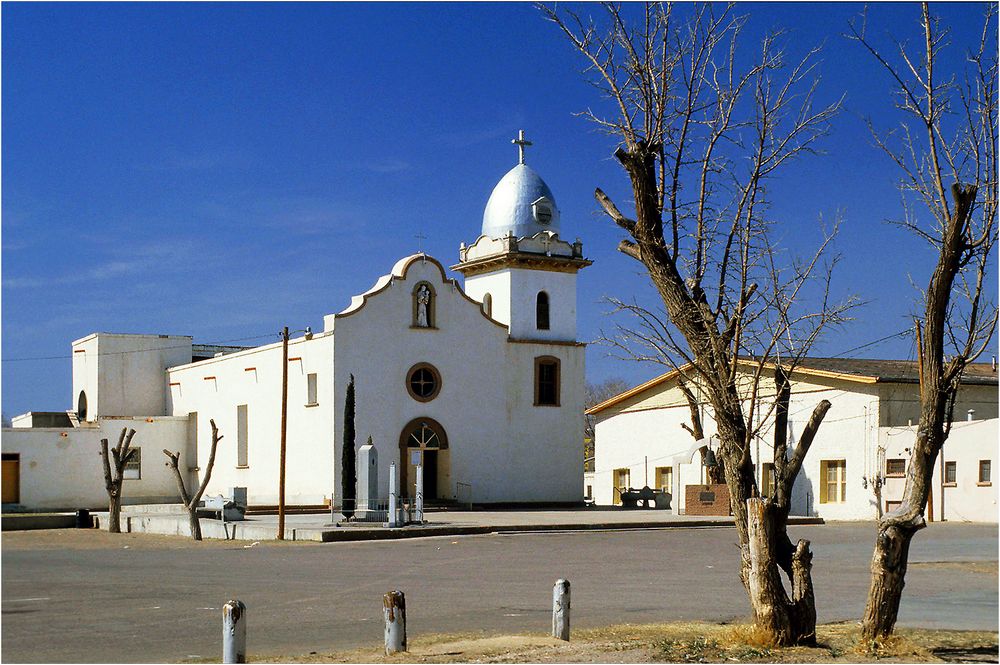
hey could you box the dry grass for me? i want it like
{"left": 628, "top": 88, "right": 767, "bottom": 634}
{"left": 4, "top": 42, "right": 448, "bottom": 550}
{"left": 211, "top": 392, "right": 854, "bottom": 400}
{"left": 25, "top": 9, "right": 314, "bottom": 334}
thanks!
{"left": 240, "top": 621, "right": 999, "bottom": 664}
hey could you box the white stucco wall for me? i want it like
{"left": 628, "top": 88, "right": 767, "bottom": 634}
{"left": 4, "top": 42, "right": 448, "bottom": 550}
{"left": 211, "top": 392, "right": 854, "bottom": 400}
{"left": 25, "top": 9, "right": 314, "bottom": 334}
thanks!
{"left": 465, "top": 267, "right": 578, "bottom": 342}
{"left": 73, "top": 333, "right": 193, "bottom": 421}
{"left": 332, "top": 255, "right": 584, "bottom": 505}
{"left": 167, "top": 332, "right": 335, "bottom": 506}
{"left": 462, "top": 271, "right": 512, "bottom": 329}
{"left": 1, "top": 417, "right": 188, "bottom": 510}
{"left": 881, "top": 418, "right": 998, "bottom": 523}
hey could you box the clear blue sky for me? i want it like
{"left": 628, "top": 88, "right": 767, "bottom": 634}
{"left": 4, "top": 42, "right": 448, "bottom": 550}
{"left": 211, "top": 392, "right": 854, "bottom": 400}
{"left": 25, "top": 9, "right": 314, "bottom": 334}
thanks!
{"left": 2, "top": 2, "right": 995, "bottom": 417}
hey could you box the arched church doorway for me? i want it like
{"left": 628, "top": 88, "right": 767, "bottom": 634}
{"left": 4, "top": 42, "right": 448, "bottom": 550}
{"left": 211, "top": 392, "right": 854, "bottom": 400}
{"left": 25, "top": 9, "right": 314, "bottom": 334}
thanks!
{"left": 399, "top": 418, "right": 450, "bottom": 502}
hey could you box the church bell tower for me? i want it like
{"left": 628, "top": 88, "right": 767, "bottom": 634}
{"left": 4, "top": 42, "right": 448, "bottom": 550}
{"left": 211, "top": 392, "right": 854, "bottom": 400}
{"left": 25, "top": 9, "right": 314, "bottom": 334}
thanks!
{"left": 453, "top": 131, "right": 591, "bottom": 341}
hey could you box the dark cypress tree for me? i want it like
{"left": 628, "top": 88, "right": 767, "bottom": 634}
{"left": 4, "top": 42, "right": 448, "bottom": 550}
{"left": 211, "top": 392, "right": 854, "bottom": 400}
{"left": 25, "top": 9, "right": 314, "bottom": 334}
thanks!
{"left": 341, "top": 374, "right": 357, "bottom": 520}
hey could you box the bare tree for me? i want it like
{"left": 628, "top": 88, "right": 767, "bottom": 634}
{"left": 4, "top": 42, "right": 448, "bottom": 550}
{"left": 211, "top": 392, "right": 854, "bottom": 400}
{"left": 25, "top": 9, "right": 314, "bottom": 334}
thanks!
{"left": 543, "top": 2, "right": 856, "bottom": 645}
{"left": 100, "top": 428, "right": 138, "bottom": 534}
{"left": 848, "top": 2, "right": 998, "bottom": 642}
{"left": 163, "top": 419, "right": 224, "bottom": 541}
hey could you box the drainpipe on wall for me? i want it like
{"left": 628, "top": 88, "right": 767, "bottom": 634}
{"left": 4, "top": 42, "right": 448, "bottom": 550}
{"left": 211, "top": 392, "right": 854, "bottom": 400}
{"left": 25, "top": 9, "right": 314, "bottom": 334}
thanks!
{"left": 940, "top": 442, "right": 946, "bottom": 523}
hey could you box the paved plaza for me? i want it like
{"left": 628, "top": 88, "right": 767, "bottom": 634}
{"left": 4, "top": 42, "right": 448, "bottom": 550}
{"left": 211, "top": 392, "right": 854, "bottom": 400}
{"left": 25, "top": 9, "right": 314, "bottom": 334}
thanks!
{"left": 80, "top": 505, "right": 822, "bottom": 541}
{"left": 2, "top": 521, "right": 996, "bottom": 663}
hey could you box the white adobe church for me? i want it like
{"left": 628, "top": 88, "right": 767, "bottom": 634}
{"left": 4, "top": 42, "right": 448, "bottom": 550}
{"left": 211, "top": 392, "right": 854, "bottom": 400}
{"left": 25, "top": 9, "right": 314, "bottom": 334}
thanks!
{"left": 1, "top": 132, "right": 592, "bottom": 510}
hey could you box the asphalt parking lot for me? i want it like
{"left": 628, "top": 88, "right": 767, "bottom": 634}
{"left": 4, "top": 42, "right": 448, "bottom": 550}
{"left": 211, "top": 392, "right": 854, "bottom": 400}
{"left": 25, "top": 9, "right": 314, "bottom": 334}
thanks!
{"left": 2, "top": 522, "right": 996, "bottom": 663}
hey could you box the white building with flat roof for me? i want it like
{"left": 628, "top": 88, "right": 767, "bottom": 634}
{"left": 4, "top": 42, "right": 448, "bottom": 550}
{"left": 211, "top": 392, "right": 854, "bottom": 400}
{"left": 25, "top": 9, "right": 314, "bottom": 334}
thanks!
{"left": 2, "top": 132, "right": 591, "bottom": 510}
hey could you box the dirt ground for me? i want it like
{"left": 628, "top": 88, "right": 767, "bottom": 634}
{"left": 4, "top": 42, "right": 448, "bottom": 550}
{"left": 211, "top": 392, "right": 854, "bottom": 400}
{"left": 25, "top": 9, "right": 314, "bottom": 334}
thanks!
{"left": 240, "top": 622, "right": 999, "bottom": 664}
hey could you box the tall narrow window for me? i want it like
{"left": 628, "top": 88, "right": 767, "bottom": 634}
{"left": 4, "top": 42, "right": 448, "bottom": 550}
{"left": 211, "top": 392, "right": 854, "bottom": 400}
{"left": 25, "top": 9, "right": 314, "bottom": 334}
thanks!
{"left": 944, "top": 461, "right": 957, "bottom": 485}
{"left": 819, "top": 460, "right": 846, "bottom": 503}
{"left": 237, "top": 405, "right": 249, "bottom": 467}
{"left": 77, "top": 391, "right": 88, "bottom": 421}
{"left": 482, "top": 292, "right": 492, "bottom": 317}
{"left": 536, "top": 291, "right": 550, "bottom": 330}
{"left": 979, "top": 460, "right": 992, "bottom": 485}
{"left": 306, "top": 373, "right": 318, "bottom": 405}
{"left": 534, "top": 356, "right": 560, "bottom": 406}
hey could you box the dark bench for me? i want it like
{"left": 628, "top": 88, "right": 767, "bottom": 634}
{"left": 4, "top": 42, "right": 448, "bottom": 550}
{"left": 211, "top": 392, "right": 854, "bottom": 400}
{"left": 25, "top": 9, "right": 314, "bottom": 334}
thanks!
{"left": 620, "top": 486, "right": 671, "bottom": 510}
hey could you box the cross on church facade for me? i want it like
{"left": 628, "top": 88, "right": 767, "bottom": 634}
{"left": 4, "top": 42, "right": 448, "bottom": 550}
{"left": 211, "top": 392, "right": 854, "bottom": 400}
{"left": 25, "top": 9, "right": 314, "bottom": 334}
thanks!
{"left": 512, "top": 129, "right": 532, "bottom": 165}
{"left": 414, "top": 232, "right": 427, "bottom": 253}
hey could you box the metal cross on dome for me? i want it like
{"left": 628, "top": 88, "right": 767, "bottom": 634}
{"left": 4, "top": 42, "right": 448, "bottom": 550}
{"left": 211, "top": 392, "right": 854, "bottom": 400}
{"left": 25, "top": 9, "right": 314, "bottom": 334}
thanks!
{"left": 512, "top": 130, "right": 532, "bottom": 165}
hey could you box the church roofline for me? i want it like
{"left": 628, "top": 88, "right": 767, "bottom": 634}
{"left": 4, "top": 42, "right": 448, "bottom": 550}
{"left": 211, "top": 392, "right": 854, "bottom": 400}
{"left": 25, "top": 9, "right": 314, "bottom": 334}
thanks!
{"left": 334, "top": 253, "right": 509, "bottom": 330}
{"left": 452, "top": 252, "right": 592, "bottom": 277}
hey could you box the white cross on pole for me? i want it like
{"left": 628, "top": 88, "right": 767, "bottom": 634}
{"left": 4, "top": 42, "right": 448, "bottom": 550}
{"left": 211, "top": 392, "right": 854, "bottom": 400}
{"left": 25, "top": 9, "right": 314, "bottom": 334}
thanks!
{"left": 512, "top": 130, "right": 532, "bottom": 165}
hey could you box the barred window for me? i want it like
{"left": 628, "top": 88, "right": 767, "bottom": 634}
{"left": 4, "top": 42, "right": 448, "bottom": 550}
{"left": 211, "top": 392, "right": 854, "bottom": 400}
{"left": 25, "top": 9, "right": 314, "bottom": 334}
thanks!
{"left": 886, "top": 459, "right": 905, "bottom": 477}
{"left": 124, "top": 448, "right": 141, "bottom": 480}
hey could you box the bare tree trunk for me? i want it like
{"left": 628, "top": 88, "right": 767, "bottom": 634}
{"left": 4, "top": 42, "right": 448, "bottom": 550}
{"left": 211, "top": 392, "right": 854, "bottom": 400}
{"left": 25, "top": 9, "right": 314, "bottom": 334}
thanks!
{"left": 740, "top": 385, "right": 826, "bottom": 648}
{"left": 861, "top": 428, "right": 938, "bottom": 640}
{"left": 188, "top": 510, "right": 203, "bottom": 541}
{"left": 542, "top": 4, "right": 851, "bottom": 648}
{"left": 747, "top": 499, "right": 791, "bottom": 641}
{"left": 860, "top": 182, "right": 985, "bottom": 641}
{"left": 163, "top": 419, "right": 224, "bottom": 542}
{"left": 109, "top": 500, "right": 123, "bottom": 534}
{"left": 849, "top": 0, "right": 998, "bottom": 636}
{"left": 100, "top": 428, "right": 137, "bottom": 534}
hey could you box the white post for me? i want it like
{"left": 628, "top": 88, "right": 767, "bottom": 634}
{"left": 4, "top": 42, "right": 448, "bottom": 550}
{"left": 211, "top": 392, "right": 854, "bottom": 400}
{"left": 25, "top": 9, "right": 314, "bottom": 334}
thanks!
{"left": 552, "top": 579, "right": 570, "bottom": 641}
{"left": 388, "top": 463, "right": 399, "bottom": 528}
{"left": 415, "top": 464, "right": 424, "bottom": 523}
{"left": 222, "top": 599, "right": 247, "bottom": 664}
{"left": 383, "top": 590, "right": 407, "bottom": 654}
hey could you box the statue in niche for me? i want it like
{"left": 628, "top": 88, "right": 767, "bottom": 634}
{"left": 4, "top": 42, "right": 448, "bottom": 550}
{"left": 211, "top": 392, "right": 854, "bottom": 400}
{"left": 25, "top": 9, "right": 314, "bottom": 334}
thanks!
{"left": 415, "top": 284, "right": 432, "bottom": 327}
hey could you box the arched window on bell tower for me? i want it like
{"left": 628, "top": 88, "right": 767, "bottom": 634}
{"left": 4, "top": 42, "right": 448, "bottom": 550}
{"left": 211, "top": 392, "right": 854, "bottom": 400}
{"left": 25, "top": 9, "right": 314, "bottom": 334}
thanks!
{"left": 482, "top": 292, "right": 493, "bottom": 317}
{"left": 536, "top": 291, "right": 550, "bottom": 331}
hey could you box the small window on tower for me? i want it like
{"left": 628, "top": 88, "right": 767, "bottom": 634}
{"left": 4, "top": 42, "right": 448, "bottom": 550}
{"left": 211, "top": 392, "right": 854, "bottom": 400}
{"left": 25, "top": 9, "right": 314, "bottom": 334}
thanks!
{"left": 482, "top": 292, "right": 492, "bottom": 317}
{"left": 532, "top": 197, "right": 553, "bottom": 225}
{"left": 536, "top": 292, "right": 550, "bottom": 330}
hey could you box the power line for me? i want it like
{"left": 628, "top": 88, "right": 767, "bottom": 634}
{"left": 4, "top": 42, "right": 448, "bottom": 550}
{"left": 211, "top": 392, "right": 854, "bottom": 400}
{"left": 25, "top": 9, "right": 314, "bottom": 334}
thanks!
{"left": 1, "top": 333, "right": 281, "bottom": 363}
{"left": 829, "top": 328, "right": 912, "bottom": 359}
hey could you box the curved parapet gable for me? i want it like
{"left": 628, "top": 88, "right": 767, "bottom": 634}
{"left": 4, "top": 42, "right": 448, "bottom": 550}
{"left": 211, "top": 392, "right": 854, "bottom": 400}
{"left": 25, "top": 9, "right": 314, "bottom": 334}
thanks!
{"left": 330, "top": 253, "right": 507, "bottom": 330}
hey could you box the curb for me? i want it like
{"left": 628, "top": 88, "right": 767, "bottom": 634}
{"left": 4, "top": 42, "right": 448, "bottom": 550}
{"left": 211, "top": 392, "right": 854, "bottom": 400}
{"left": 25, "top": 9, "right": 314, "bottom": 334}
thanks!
{"left": 2, "top": 513, "right": 77, "bottom": 531}
{"left": 300, "top": 516, "right": 826, "bottom": 543}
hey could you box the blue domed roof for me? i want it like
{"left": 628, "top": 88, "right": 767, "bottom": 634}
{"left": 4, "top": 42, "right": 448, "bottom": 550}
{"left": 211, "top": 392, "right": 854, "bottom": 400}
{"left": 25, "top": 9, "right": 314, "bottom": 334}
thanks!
{"left": 481, "top": 164, "right": 561, "bottom": 238}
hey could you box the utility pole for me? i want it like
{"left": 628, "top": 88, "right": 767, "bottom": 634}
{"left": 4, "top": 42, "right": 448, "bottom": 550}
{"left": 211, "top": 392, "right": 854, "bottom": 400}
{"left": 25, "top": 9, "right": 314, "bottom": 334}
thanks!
{"left": 278, "top": 326, "right": 289, "bottom": 540}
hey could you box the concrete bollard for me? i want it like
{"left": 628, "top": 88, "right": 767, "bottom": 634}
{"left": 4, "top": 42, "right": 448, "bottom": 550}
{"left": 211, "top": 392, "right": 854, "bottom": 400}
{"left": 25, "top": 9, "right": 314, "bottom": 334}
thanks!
{"left": 552, "top": 579, "right": 570, "bottom": 641}
{"left": 388, "top": 463, "right": 400, "bottom": 528}
{"left": 383, "top": 590, "right": 407, "bottom": 654}
{"left": 223, "top": 599, "right": 247, "bottom": 663}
